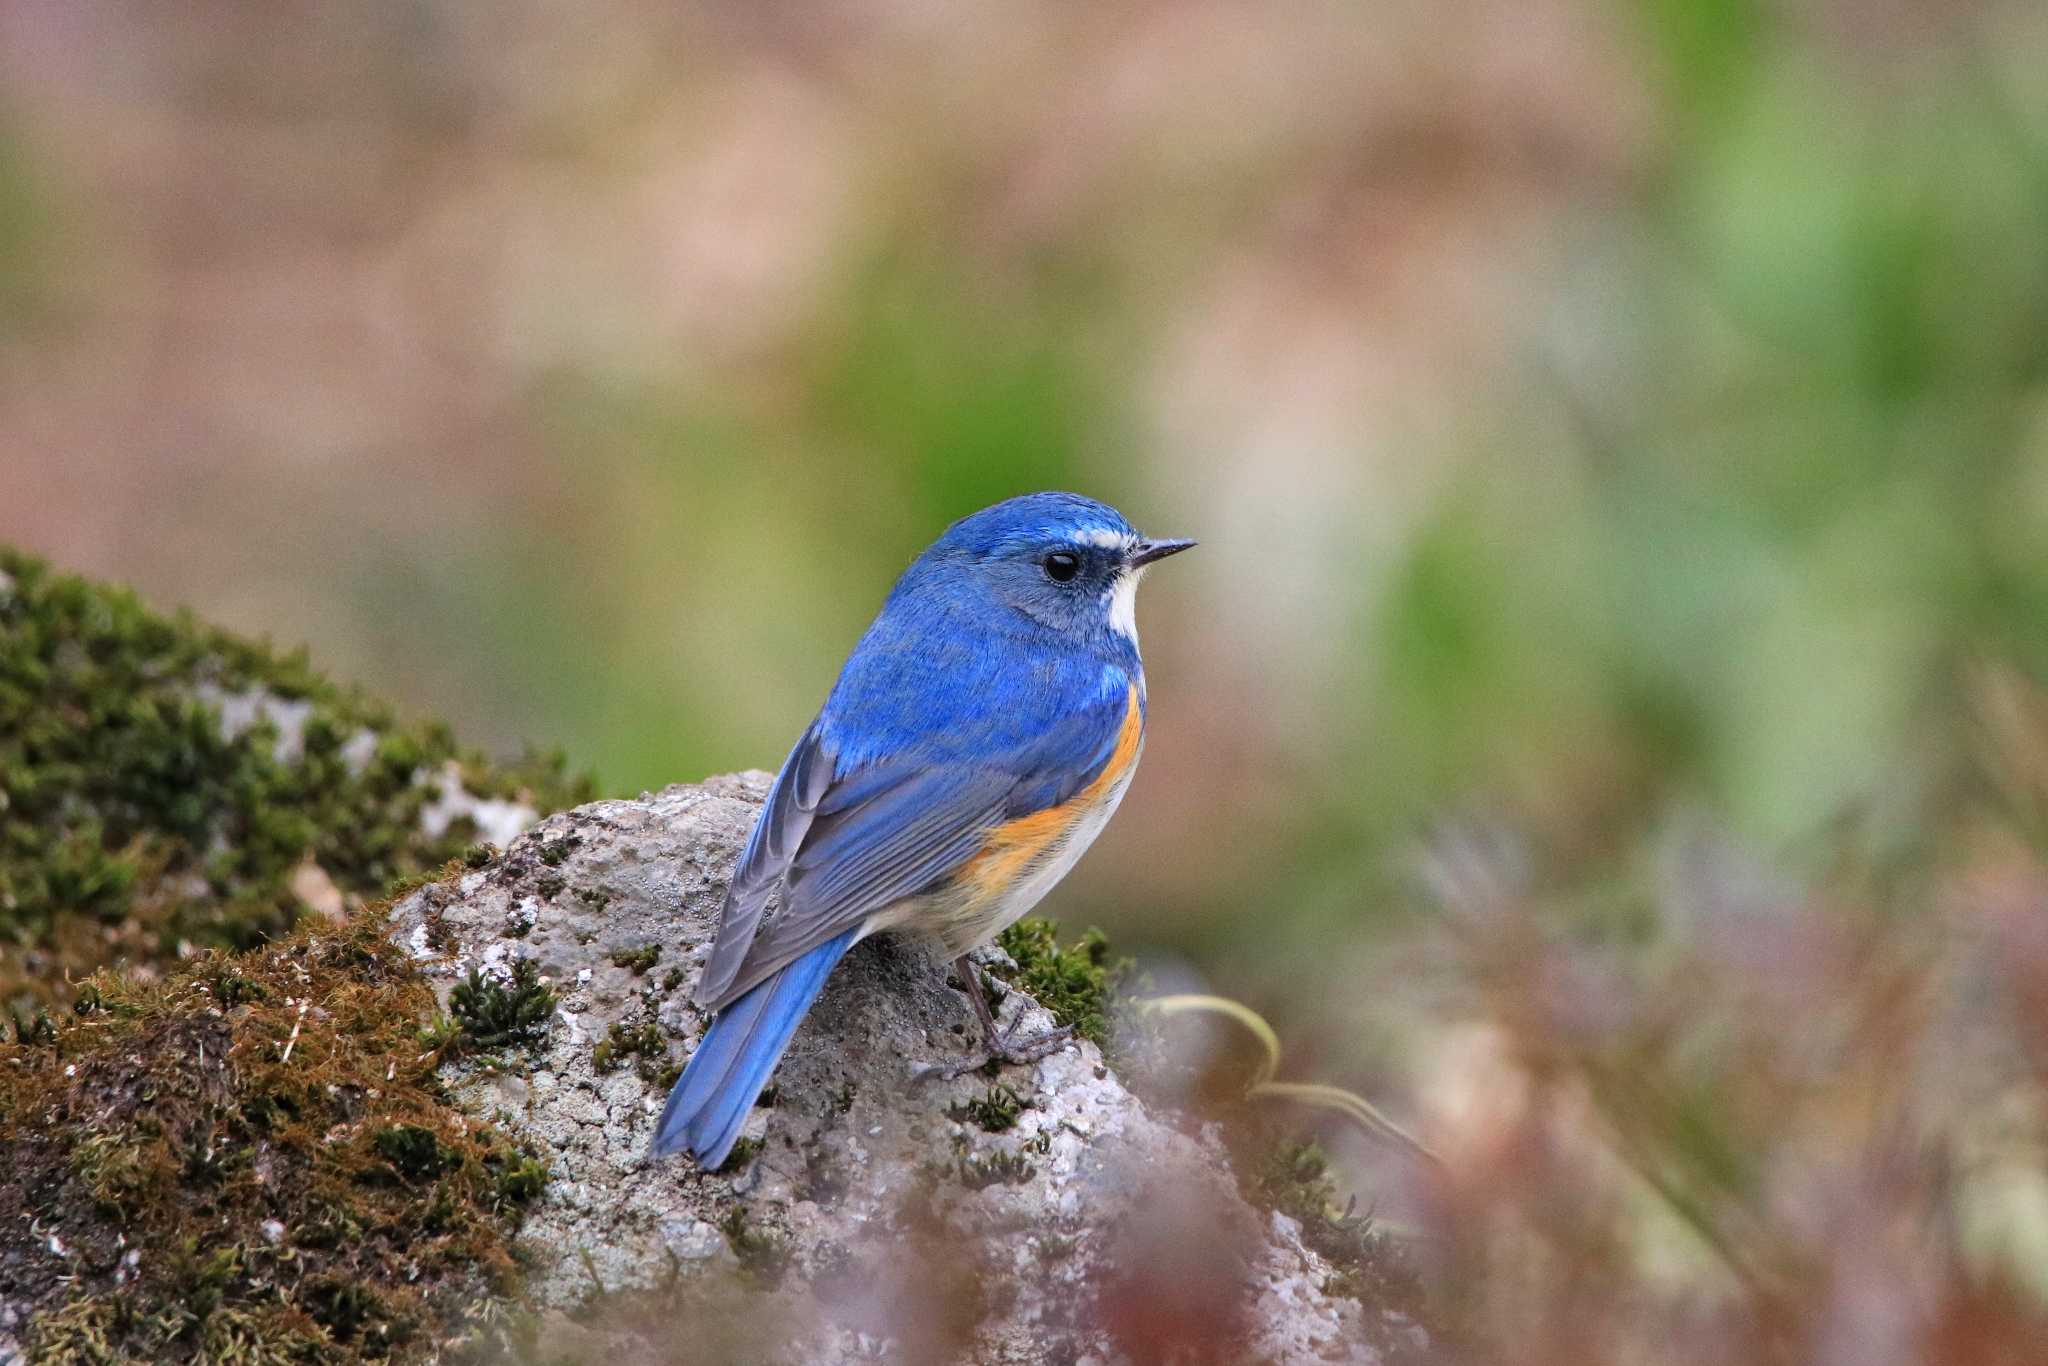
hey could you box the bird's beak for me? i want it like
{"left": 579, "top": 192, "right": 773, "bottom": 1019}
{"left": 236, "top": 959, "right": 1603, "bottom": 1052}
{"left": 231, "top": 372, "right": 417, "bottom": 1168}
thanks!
{"left": 1128, "top": 537, "right": 1196, "bottom": 568}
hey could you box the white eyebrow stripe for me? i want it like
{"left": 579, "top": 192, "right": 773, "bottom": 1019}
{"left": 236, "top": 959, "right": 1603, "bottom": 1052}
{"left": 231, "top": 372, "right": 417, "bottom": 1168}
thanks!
{"left": 1075, "top": 527, "right": 1134, "bottom": 550}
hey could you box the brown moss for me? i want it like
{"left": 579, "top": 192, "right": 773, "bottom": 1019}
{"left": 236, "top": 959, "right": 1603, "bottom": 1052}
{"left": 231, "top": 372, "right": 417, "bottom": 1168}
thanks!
{"left": 0, "top": 905, "right": 547, "bottom": 1363}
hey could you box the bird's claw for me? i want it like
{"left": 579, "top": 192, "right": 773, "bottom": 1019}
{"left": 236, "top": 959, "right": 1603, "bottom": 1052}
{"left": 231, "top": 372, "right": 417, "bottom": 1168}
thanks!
{"left": 994, "top": 1021, "right": 1075, "bottom": 1064}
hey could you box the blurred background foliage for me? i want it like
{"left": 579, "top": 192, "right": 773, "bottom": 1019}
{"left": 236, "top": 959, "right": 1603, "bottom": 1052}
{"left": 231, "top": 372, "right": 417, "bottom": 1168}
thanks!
{"left": 7, "top": 0, "right": 2048, "bottom": 1358}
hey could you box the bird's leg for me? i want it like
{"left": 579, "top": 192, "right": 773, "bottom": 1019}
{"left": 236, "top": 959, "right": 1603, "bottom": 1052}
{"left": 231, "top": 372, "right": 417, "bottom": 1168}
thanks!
{"left": 914, "top": 955, "right": 1076, "bottom": 1081}
{"left": 957, "top": 955, "right": 1079, "bottom": 1061}
{"left": 953, "top": 953, "right": 1003, "bottom": 1043}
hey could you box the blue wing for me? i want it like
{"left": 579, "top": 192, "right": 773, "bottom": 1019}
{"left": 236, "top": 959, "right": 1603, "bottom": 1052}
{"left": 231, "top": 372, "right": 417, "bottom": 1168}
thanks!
{"left": 693, "top": 638, "right": 1135, "bottom": 1013}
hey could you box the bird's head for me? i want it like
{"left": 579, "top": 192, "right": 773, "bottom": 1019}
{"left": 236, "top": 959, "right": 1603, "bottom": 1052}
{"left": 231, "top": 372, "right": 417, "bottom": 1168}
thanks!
{"left": 917, "top": 492, "right": 1195, "bottom": 652}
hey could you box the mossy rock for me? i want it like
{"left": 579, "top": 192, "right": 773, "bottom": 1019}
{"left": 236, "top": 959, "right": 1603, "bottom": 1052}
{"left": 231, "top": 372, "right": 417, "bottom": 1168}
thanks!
{"left": 0, "top": 547, "right": 594, "bottom": 1014}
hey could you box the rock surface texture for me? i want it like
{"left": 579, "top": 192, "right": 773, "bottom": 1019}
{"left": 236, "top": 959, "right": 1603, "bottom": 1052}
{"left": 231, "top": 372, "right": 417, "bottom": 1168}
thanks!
{"left": 389, "top": 776, "right": 1411, "bottom": 1364}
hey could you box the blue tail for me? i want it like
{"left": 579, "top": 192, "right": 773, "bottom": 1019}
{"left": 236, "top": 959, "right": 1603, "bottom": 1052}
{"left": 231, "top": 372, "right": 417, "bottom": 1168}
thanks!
{"left": 650, "top": 929, "right": 859, "bottom": 1167}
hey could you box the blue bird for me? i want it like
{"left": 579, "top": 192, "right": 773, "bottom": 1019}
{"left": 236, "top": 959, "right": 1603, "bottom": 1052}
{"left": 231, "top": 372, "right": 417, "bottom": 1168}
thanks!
{"left": 651, "top": 492, "right": 1194, "bottom": 1167}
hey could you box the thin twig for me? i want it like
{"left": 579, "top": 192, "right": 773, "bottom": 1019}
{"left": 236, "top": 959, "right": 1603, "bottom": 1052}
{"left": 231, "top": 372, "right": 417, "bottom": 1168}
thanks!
{"left": 279, "top": 999, "right": 310, "bottom": 1064}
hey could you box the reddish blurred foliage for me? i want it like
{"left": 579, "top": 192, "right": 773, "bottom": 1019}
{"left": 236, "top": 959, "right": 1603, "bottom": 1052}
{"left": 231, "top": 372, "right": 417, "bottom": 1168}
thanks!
{"left": 1391, "top": 666, "right": 2048, "bottom": 1365}
{"left": 1094, "top": 1175, "right": 1263, "bottom": 1364}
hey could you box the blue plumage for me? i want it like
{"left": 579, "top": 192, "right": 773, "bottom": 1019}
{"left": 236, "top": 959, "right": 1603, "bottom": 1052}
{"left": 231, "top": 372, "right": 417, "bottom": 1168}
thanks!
{"left": 651, "top": 493, "right": 1193, "bottom": 1167}
{"left": 650, "top": 928, "right": 858, "bottom": 1166}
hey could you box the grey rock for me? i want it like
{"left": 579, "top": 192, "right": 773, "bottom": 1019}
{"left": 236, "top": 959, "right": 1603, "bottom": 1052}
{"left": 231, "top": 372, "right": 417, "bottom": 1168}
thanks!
{"left": 388, "top": 775, "right": 1393, "bottom": 1364}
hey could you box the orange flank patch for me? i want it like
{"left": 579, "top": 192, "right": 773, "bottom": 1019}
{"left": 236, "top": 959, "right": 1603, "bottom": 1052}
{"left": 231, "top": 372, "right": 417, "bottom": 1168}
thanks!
{"left": 962, "top": 683, "right": 1143, "bottom": 903}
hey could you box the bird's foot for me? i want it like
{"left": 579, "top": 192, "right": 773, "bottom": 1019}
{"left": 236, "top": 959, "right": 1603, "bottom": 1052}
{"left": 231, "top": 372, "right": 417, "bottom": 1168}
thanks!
{"left": 911, "top": 1022, "right": 1076, "bottom": 1082}
{"left": 992, "top": 1021, "right": 1076, "bottom": 1065}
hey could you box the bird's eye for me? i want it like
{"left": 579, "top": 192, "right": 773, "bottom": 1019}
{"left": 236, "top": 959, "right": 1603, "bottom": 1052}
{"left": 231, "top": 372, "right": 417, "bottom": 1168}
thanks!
{"left": 1042, "top": 551, "right": 1081, "bottom": 583}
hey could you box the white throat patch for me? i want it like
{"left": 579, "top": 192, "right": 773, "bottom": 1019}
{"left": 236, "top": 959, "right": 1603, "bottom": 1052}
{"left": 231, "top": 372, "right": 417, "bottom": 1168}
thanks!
{"left": 1106, "top": 566, "right": 1142, "bottom": 643}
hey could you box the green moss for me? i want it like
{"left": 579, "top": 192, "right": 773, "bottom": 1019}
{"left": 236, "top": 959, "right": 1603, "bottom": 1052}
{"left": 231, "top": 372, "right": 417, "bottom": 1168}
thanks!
{"left": 202, "top": 966, "right": 268, "bottom": 1007}
{"left": 1, "top": 906, "right": 548, "bottom": 1363}
{"left": 383, "top": 868, "right": 449, "bottom": 899}
{"left": 373, "top": 1124, "right": 453, "bottom": 1181}
{"left": 591, "top": 1018, "right": 671, "bottom": 1087}
{"left": 1241, "top": 1134, "right": 1425, "bottom": 1331}
{"left": 1248, "top": 1136, "right": 1341, "bottom": 1225}
{"left": 417, "top": 1012, "right": 462, "bottom": 1055}
{"left": 0, "top": 547, "right": 594, "bottom": 1016}
{"left": 949, "top": 1083, "right": 1025, "bottom": 1133}
{"left": 71, "top": 1130, "right": 162, "bottom": 1216}
{"left": 608, "top": 943, "right": 661, "bottom": 975}
{"left": 492, "top": 1153, "right": 550, "bottom": 1206}
{"left": 991, "top": 918, "right": 1130, "bottom": 1048}
{"left": 955, "top": 1148, "right": 1035, "bottom": 1190}
{"left": 448, "top": 959, "right": 555, "bottom": 1051}
{"left": 717, "top": 1208, "right": 790, "bottom": 1286}
{"left": 10, "top": 1006, "right": 57, "bottom": 1045}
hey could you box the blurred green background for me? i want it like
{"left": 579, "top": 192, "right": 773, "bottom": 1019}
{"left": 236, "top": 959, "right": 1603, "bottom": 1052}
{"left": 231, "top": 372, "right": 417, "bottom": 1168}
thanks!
{"left": 5, "top": 0, "right": 2048, "bottom": 1083}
